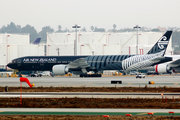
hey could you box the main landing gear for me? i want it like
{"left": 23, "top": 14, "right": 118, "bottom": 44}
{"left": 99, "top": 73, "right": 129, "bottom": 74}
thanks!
{"left": 80, "top": 74, "right": 102, "bottom": 77}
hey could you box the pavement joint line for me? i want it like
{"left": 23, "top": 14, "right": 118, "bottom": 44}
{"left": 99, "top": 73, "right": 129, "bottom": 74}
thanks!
{"left": 137, "top": 113, "right": 148, "bottom": 115}
{"left": 72, "top": 85, "right": 83, "bottom": 87}
{"left": 173, "top": 83, "right": 179, "bottom": 85}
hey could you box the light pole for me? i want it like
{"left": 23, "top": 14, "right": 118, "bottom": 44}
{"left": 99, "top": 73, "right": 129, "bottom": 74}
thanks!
{"left": 67, "top": 34, "right": 70, "bottom": 42}
{"left": 72, "top": 24, "right": 81, "bottom": 55}
{"left": 134, "top": 25, "right": 141, "bottom": 55}
{"left": 80, "top": 45, "right": 84, "bottom": 55}
{"left": 6, "top": 35, "right": 10, "bottom": 65}
{"left": 103, "top": 44, "right": 107, "bottom": 55}
{"left": 56, "top": 48, "right": 59, "bottom": 56}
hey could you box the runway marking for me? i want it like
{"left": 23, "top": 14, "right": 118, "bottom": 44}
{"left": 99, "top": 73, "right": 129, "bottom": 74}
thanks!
{"left": 137, "top": 112, "right": 156, "bottom": 115}
{"left": 137, "top": 113, "right": 147, "bottom": 115}
{"left": 72, "top": 85, "right": 86, "bottom": 87}
{"left": 0, "top": 95, "right": 47, "bottom": 97}
{"left": 174, "top": 83, "right": 179, "bottom": 85}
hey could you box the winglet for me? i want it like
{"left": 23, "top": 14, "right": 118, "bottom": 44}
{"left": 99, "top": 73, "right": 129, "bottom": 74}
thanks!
{"left": 147, "top": 31, "right": 172, "bottom": 55}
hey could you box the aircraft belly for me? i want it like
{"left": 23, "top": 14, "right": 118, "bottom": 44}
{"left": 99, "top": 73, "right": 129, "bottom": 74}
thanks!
{"left": 98, "top": 62, "right": 123, "bottom": 71}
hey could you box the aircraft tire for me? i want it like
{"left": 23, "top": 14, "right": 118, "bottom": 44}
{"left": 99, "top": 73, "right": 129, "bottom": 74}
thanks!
{"left": 91, "top": 74, "right": 95, "bottom": 77}
{"left": 80, "top": 74, "right": 88, "bottom": 77}
{"left": 93, "top": 74, "right": 101, "bottom": 77}
{"left": 80, "top": 74, "right": 101, "bottom": 77}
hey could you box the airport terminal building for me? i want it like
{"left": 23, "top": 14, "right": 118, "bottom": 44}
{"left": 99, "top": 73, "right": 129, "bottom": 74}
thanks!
{"left": 0, "top": 31, "right": 173, "bottom": 71}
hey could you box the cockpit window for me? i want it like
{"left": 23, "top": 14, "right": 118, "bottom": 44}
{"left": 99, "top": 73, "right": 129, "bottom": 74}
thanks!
{"left": 12, "top": 60, "right": 17, "bottom": 63}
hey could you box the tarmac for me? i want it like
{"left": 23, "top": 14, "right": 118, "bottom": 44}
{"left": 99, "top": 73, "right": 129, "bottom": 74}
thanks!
{"left": 0, "top": 92, "right": 180, "bottom": 98}
{"left": 0, "top": 108, "right": 180, "bottom": 116}
{"left": 1, "top": 75, "right": 180, "bottom": 116}
{"left": 0, "top": 75, "right": 180, "bottom": 88}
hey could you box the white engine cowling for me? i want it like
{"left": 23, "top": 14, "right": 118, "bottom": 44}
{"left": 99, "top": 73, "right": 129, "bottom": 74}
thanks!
{"left": 155, "top": 64, "right": 171, "bottom": 73}
{"left": 52, "top": 65, "right": 69, "bottom": 75}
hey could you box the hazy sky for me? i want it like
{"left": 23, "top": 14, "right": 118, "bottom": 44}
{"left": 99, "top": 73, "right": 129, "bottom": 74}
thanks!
{"left": 0, "top": 0, "right": 179, "bottom": 32}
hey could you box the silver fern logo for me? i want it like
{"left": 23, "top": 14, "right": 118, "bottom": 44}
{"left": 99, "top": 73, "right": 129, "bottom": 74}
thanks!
{"left": 158, "top": 36, "right": 168, "bottom": 49}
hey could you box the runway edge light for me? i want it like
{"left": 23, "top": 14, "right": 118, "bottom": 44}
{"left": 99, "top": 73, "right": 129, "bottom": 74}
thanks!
{"left": 103, "top": 115, "right": 109, "bottom": 118}
{"left": 169, "top": 111, "right": 174, "bottom": 114}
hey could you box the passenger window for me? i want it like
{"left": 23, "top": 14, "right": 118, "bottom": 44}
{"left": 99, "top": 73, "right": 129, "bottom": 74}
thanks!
{"left": 62, "top": 61, "right": 67, "bottom": 63}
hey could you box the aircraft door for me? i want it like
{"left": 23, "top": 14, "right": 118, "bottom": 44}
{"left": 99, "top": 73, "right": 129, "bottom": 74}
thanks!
{"left": 40, "top": 61, "right": 44, "bottom": 69}
{"left": 17, "top": 59, "right": 21, "bottom": 67}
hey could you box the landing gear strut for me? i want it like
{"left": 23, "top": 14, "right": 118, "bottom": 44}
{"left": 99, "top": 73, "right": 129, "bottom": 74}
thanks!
{"left": 80, "top": 74, "right": 102, "bottom": 77}
{"left": 19, "top": 70, "right": 22, "bottom": 77}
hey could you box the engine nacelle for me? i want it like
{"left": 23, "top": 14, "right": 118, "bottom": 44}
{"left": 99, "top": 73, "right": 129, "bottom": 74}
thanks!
{"left": 52, "top": 65, "right": 69, "bottom": 75}
{"left": 155, "top": 64, "right": 171, "bottom": 74}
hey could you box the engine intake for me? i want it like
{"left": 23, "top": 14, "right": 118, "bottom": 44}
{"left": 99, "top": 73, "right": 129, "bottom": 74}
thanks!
{"left": 52, "top": 65, "right": 69, "bottom": 75}
{"left": 155, "top": 64, "right": 171, "bottom": 74}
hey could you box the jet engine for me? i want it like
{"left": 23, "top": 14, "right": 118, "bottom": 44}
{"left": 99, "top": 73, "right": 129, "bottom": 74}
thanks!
{"left": 52, "top": 65, "right": 69, "bottom": 75}
{"left": 154, "top": 64, "right": 171, "bottom": 74}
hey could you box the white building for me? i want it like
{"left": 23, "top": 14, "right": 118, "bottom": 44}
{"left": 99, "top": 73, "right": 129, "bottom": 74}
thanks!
{"left": 0, "top": 33, "right": 45, "bottom": 70}
{"left": 46, "top": 31, "right": 173, "bottom": 56}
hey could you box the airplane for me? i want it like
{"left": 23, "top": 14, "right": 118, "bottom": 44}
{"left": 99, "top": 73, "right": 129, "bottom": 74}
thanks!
{"left": 7, "top": 31, "right": 172, "bottom": 77}
{"left": 32, "top": 38, "right": 41, "bottom": 45}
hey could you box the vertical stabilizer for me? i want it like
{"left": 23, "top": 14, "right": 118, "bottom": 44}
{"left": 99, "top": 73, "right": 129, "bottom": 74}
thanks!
{"left": 32, "top": 38, "right": 41, "bottom": 45}
{"left": 147, "top": 31, "right": 172, "bottom": 55}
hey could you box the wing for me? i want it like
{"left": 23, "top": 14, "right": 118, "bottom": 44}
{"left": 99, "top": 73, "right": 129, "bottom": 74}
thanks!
{"left": 150, "top": 57, "right": 172, "bottom": 66}
{"left": 67, "top": 58, "right": 90, "bottom": 69}
{"left": 168, "top": 59, "right": 180, "bottom": 68}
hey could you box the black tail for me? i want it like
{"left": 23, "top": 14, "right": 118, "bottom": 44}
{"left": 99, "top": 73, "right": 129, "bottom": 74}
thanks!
{"left": 32, "top": 38, "right": 41, "bottom": 45}
{"left": 147, "top": 31, "right": 172, "bottom": 55}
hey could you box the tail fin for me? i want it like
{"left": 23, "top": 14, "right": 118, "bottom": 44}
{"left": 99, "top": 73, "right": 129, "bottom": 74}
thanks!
{"left": 32, "top": 38, "right": 41, "bottom": 44}
{"left": 147, "top": 31, "right": 172, "bottom": 55}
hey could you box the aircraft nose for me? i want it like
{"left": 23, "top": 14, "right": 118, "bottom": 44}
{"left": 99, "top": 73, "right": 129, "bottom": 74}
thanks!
{"left": 7, "top": 62, "right": 12, "bottom": 68}
{"left": 7, "top": 62, "right": 15, "bottom": 69}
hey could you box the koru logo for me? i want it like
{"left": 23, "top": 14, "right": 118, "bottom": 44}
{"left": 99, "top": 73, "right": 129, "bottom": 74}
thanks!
{"left": 158, "top": 36, "right": 168, "bottom": 49}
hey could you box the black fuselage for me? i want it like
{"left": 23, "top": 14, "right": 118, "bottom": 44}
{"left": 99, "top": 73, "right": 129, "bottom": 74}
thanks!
{"left": 8, "top": 56, "right": 87, "bottom": 71}
{"left": 7, "top": 55, "right": 133, "bottom": 72}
